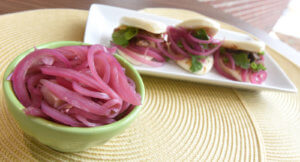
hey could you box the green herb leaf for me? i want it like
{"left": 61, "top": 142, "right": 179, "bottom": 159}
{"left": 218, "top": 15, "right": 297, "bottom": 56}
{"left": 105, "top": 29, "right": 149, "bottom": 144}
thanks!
{"left": 112, "top": 27, "right": 138, "bottom": 47}
{"left": 250, "top": 62, "right": 266, "bottom": 71}
{"left": 250, "top": 62, "right": 257, "bottom": 70}
{"left": 258, "top": 51, "right": 265, "bottom": 55}
{"left": 124, "top": 27, "right": 138, "bottom": 40}
{"left": 223, "top": 57, "right": 229, "bottom": 63}
{"left": 232, "top": 53, "right": 250, "bottom": 69}
{"left": 193, "top": 29, "right": 209, "bottom": 40}
{"left": 177, "top": 41, "right": 183, "bottom": 48}
{"left": 219, "top": 47, "right": 225, "bottom": 54}
{"left": 202, "top": 44, "right": 208, "bottom": 49}
{"left": 190, "top": 55, "right": 203, "bottom": 72}
{"left": 257, "top": 63, "right": 266, "bottom": 71}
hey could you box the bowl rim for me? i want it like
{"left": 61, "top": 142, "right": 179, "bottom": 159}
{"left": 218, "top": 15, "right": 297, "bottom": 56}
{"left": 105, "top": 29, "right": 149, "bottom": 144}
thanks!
{"left": 2, "top": 41, "right": 145, "bottom": 133}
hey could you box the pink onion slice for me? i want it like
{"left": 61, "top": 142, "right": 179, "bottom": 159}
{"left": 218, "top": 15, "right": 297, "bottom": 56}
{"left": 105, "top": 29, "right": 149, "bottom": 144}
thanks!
{"left": 167, "top": 27, "right": 189, "bottom": 57}
{"left": 241, "top": 69, "right": 248, "bottom": 82}
{"left": 115, "top": 44, "right": 164, "bottom": 67}
{"left": 88, "top": 45, "right": 112, "bottom": 86}
{"left": 57, "top": 45, "right": 88, "bottom": 60}
{"left": 120, "top": 101, "right": 131, "bottom": 114}
{"left": 24, "top": 106, "right": 47, "bottom": 118}
{"left": 106, "top": 57, "right": 141, "bottom": 106}
{"left": 56, "top": 77, "right": 73, "bottom": 90}
{"left": 41, "top": 79, "right": 117, "bottom": 117}
{"left": 101, "top": 99, "right": 121, "bottom": 109}
{"left": 250, "top": 70, "right": 267, "bottom": 84}
{"left": 109, "top": 56, "right": 141, "bottom": 105}
{"left": 94, "top": 54, "right": 111, "bottom": 83}
{"left": 75, "top": 115, "right": 101, "bottom": 127}
{"left": 127, "top": 77, "right": 136, "bottom": 90}
{"left": 72, "top": 81, "right": 110, "bottom": 100}
{"left": 68, "top": 108, "right": 115, "bottom": 124}
{"left": 128, "top": 45, "right": 165, "bottom": 62}
{"left": 260, "top": 55, "right": 265, "bottom": 61}
{"left": 74, "top": 60, "right": 88, "bottom": 70}
{"left": 186, "top": 32, "right": 220, "bottom": 44}
{"left": 135, "top": 34, "right": 164, "bottom": 43}
{"left": 40, "top": 66, "right": 120, "bottom": 100}
{"left": 42, "top": 56, "right": 55, "bottom": 65}
{"left": 213, "top": 50, "right": 237, "bottom": 80}
{"left": 41, "top": 101, "right": 82, "bottom": 127}
{"left": 224, "top": 52, "right": 235, "bottom": 70}
{"left": 156, "top": 42, "right": 186, "bottom": 60}
{"left": 12, "top": 48, "right": 70, "bottom": 106}
{"left": 92, "top": 46, "right": 140, "bottom": 106}
{"left": 181, "top": 38, "right": 223, "bottom": 56}
{"left": 26, "top": 74, "right": 46, "bottom": 107}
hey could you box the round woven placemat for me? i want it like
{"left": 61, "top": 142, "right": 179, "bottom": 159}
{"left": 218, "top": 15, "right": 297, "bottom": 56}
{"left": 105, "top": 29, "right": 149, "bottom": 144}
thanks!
{"left": 0, "top": 8, "right": 299, "bottom": 161}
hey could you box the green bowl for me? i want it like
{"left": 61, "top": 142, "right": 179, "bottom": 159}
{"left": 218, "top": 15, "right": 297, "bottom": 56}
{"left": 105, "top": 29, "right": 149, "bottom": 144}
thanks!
{"left": 2, "top": 41, "right": 145, "bottom": 152}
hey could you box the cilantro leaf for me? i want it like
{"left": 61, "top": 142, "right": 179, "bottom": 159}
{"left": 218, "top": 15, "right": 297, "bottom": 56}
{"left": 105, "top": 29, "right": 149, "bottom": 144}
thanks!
{"left": 232, "top": 53, "right": 250, "bottom": 69}
{"left": 190, "top": 55, "right": 203, "bottom": 72}
{"left": 124, "top": 27, "right": 138, "bottom": 40}
{"left": 193, "top": 29, "right": 209, "bottom": 40}
{"left": 112, "top": 27, "right": 138, "bottom": 47}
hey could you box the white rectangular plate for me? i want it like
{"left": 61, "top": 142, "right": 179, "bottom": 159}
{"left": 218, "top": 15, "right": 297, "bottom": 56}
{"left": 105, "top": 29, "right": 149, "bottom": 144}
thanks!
{"left": 84, "top": 4, "right": 297, "bottom": 92}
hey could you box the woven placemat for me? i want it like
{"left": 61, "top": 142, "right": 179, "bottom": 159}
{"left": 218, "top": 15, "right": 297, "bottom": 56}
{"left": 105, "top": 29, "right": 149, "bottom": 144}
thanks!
{"left": 0, "top": 8, "right": 299, "bottom": 161}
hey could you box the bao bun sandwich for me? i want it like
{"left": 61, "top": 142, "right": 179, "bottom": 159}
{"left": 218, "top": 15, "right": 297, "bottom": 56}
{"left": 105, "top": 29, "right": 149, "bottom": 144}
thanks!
{"left": 214, "top": 39, "right": 267, "bottom": 84}
{"left": 112, "top": 16, "right": 167, "bottom": 67}
{"left": 160, "top": 17, "right": 222, "bottom": 75}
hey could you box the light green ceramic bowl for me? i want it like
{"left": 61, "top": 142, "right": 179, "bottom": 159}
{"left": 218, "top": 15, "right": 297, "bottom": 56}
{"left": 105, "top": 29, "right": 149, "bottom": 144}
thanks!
{"left": 2, "top": 41, "right": 145, "bottom": 152}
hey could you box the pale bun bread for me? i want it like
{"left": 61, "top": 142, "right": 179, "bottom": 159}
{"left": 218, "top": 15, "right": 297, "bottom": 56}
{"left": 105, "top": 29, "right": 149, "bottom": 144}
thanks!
{"left": 120, "top": 16, "right": 167, "bottom": 34}
{"left": 117, "top": 49, "right": 153, "bottom": 66}
{"left": 222, "top": 39, "right": 265, "bottom": 53}
{"left": 177, "top": 18, "right": 220, "bottom": 36}
{"left": 176, "top": 55, "right": 214, "bottom": 75}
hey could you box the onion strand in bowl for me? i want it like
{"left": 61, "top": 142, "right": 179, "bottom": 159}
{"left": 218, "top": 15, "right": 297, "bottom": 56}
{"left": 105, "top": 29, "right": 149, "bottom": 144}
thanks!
{"left": 11, "top": 44, "right": 141, "bottom": 127}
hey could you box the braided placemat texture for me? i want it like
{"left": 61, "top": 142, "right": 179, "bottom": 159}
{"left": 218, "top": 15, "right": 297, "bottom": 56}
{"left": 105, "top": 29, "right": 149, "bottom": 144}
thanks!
{"left": 0, "top": 8, "right": 299, "bottom": 161}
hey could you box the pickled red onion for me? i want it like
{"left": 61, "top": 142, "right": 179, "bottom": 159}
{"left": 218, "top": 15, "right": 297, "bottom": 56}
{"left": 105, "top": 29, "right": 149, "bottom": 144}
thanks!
{"left": 250, "top": 70, "right": 267, "bottom": 84}
{"left": 41, "top": 101, "right": 82, "bottom": 127}
{"left": 11, "top": 44, "right": 141, "bottom": 127}
{"left": 156, "top": 42, "right": 186, "bottom": 60}
{"left": 181, "top": 38, "right": 223, "bottom": 56}
{"left": 72, "top": 81, "right": 110, "bottom": 100}
{"left": 224, "top": 52, "right": 235, "bottom": 70}
{"left": 186, "top": 32, "right": 220, "bottom": 44}
{"left": 12, "top": 49, "right": 70, "bottom": 106}
{"left": 115, "top": 44, "right": 164, "bottom": 67}
{"left": 24, "top": 106, "right": 47, "bottom": 118}
{"left": 213, "top": 50, "right": 236, "bottom": 80}
{"left": 136, "top": 34, "right": 164, "bottom": 43}
{"left": 128, "top": 45, "right": 165, "bottom": 62}
{"left": 41, "top": 79, "right": 118, "bottom": 117}
{"left": 241, "top": 69, "right": 248, "bottom": 82}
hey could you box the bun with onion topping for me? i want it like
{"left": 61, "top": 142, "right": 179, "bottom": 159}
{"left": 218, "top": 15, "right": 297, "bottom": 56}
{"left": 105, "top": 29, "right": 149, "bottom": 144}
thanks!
{"left": 112, "top": 16, "right": 167, "bottom": 67}
{"left": 214, "top": 39, "right": 267, "bottom": 84}
{"left": 157, "top": 17, "right": 221, "bottom": 74}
